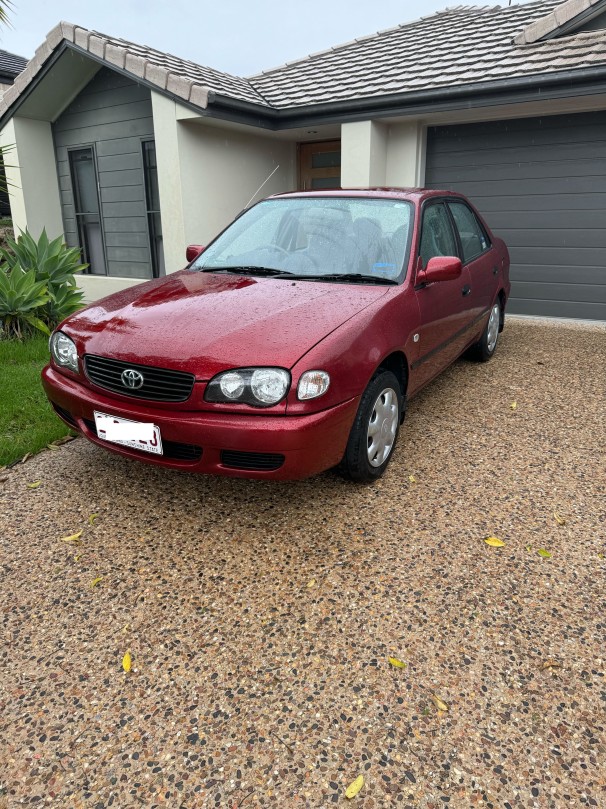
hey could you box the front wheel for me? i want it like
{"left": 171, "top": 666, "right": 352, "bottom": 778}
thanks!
{"left": 471, "top": 302, "right": 501, "bottom": 362}
{"left": 339, "top": 370, "right": 402, "bottom": 483}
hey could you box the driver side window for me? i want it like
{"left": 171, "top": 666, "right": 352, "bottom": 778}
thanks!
{"left": 419, "top": 203, "right": 458, "bottom": 268}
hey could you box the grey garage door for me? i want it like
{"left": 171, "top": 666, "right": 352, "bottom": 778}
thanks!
{"left": 425, "top": 112, "right": 606, "bottom": 320}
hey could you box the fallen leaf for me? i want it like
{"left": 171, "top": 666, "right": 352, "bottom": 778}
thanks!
{"left": 431, "top": 695, "right": 449, "bottom": 712}
{"left": 484, "top": 536, "right": 505, "bottom": 548}
{"left": 525, "top": 545, "right": 532, "bottom": 552}
{"left": 21, "top": 453, "right": 31, "bottom": 463}
{"left": 510, "top": 401, "right": 517, "bottom": 410}
{"left": 345, "top": 775, "right": 364, "bottom": 799}
{"left": 388, "top": 656, "right": 406, "bottom": 669}
{"left": 122, "top": 624, "right": 130, "bottom": 634}
{"left": 537, "top": 549, "right": 552, "bottom": 559}
{"left": 122, "top": 651, "right": 132, "bottom": 673}
{"left": 553, "top": 512, "right": 566, "bottom": 526}
{"left": 89, "top": 577, "right": 104, "bottom": 588}
{"left": 598, "top": 553, "right": 605, "bottom": 560}
{"left": 541, "top": 659, "right": 562, "bottom": 670}
{"left": 408, "top": 475, "right": 417, "bottom": 483}
{"left": 61, "top": 530, "right": 83, "bottom": 543}
{"left": 74, "top": 554, "right": 80, "bottom": 562}
{"left": 26, "top": 481, "right": 41, "bottom": 489}
{"left": 46, "top": 444, "right": 60, "bottom": 451}
{"left": 306, "top": 579, "right": 316, "bottom": 588}
{"left": 88, "top": 513, "right": 99, "bottom": 526}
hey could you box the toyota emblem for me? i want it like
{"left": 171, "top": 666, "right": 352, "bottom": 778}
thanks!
{"left": 121, "top": 369, "right": 145, "bottom": 389}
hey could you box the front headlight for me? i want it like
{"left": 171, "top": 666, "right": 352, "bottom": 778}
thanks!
{"left": 205, "top": 367, "right": 290, "bottom": 407}
{"left": 50, "top": 331, "right": 79, "bottom": 373}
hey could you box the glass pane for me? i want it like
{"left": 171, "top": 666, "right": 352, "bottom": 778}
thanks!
{"left": 195, "top": 197, "right": 414, "bottom": 283}
{"left": 448, "top": 201, "right": 490, "bottom": 262}
{"left": 70, "top": 149, "right": 99, "bottom": 215}
{"left": 311, "top": 151, "right": 341, "bottom": 169}
{"left": 420, "top": 204, "right": 458, "bottom": 266}
{"left": 311, "top": 176, "right": 341, "bottom": 189}
{"left": 84, "top": 222, "right": 106, "bottom": 275}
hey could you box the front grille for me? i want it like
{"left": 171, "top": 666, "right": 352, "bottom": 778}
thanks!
{"left": 83, "top": 418, "right": 202, "bottom": 462}
{"left": 220, "top": 450, "right": 285, "bottom": 471}
{"left": 84, "top": 355, "right": 195, "bottom": 403}
{"left": 52, "top": 402, "right": 78, "bottom": 429}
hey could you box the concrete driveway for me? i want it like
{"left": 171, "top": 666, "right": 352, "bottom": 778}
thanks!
{"left": 1, "top": 319, "right": 605, "bottom": 808}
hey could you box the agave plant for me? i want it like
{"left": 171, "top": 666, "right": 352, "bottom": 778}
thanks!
{"left": 0, "top": 228, "right": 87, "bottom": 329}
{"left": 0, "top": 265, "right": 50, "bottom": 339}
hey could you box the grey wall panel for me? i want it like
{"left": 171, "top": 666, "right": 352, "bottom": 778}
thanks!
{"left": 52, "top": 67, "right": 154, "bottom": 280}
{"left": 426, "top": 111, "right": 606, "bottom": 320}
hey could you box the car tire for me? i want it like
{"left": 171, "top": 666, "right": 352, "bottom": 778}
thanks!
{"left": 339, "top": 370, "right": 402, "bottom": 483}
{"left": 470, "top": 301, "right": 501, "bottom": 362}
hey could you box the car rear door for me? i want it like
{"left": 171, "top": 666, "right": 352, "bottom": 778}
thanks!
{"left": 446, "top": 199, "right": 497, "bottom": 320}
{"left": 411, "top": 201, "right": 473, "bottom": 390}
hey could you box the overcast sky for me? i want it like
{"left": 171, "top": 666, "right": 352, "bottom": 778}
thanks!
{"left": 1, "top": 0, "right": 526, "bottom": 76}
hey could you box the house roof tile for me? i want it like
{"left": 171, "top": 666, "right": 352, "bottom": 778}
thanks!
{"left": 0, "top": 48, "right": 27, "bottom": 80}
{"left": 1, "top": 0, "right": 606, "bottom": 123}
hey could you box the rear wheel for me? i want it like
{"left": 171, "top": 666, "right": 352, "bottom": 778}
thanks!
{"left": 471, "top": 301, "right": 501, "bottom": 362}
{"left": 339, "top": 370, "right": 402, "bottom": 483}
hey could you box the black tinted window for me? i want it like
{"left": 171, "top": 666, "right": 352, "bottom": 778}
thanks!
{"left": 448, "top": 201, "right": 490, "bottom": 263}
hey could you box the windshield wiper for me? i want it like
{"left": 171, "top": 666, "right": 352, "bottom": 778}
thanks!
{"left": 287, "top": 273, "right": 398, "bottom": 285}
{"left": 199, "top": 265, "right": 293, "bottom": 277}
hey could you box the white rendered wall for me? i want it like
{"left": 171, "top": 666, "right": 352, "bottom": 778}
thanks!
{"left": 341, "top": 119, "right": 427, "bottom": 188}
{"left": 152, "top": 91, "right": 297, "bottom": 275}
{"left": 0, "top": 116, "right": 64, "bottom": 239}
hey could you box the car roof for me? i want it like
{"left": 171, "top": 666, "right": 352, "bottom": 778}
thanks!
{"left": 268, "top": 188, "right": 464, "bottom": 203}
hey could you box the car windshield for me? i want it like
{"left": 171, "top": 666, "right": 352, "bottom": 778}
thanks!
{"left": 192, "top": 197, "right": 414, "bottom": 283}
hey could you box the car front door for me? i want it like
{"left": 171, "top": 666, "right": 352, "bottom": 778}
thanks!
{"left": 411, "top": 201, "right": 473, "bottom": 390}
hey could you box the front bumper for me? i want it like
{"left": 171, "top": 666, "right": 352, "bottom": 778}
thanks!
{"left": 42, "top": 365, "right": 359, "bottom": 480}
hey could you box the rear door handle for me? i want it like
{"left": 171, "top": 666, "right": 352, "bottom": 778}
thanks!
{"left": 492, "top": 266, "right": 499, "bottom": 276}
{"left": 462, "top": 285, "right": 471, "bottom": 297}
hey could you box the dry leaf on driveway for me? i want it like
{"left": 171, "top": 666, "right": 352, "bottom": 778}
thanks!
{"left": 345, "top": 775, "right": 364, "bottom": 799}
{"left": 484, "top": 536, "right": 505, "bottom": 548}
{"left": 388, "top": 657, "right": 406, "bottom": 669}
{"left": 122, "top": 651, "right": 132, "bottom": 672}
{"left": 26, "top": 481, "right": 41, "bottom": 489}
{"left": 431, "top": 695, "right": 449, "bottom": 712}
{"left": 61, "top": 530, "right": 83, "bottom": 543}
{"left": 537, "top": 549, "right": 552, "bottom": 558}
{"left": 554, "top": 512, "right": 566, "bottom": 526}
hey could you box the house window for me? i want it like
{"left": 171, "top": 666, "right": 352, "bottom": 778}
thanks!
{"left": 68, "top": 147, "right": 107, "bottom": 275}
{"left": 142, "top": 140, "right": 164, "bottom": 277}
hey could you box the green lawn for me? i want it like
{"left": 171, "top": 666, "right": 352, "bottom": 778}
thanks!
{"left": 0, "top": 336, "right": 74, "bottom": 465}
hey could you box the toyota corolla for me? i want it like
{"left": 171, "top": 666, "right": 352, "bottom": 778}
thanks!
{"left": 43, "top": 189, "right": 510, "bottom": 482}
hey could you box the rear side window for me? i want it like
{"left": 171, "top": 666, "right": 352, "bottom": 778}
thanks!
{"left": 419, "top": 203, "right": 458, "bottom": 267}
{"left": 447, "top": 201, "right": 490, "bottom": 263}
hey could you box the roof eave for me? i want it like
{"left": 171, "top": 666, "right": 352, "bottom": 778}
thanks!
{"left": 206, "top": 65, "right": 606, "bottom": 129}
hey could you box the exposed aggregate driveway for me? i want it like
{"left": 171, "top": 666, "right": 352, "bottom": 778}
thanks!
{"left": 1, "top": 318, "right": 605, "bottom": 809}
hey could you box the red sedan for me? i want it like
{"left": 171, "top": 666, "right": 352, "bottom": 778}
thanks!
{"left": 43, "top": 189, "right": 510, "bottom": 481}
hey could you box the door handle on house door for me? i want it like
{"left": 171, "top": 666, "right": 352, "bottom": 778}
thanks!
{"left": 462, "top": 285, "right": 471, "bottom": 297}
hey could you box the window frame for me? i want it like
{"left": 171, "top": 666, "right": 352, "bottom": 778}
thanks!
{"left": 417, "top": 199, "right": 460, "bottom": 269}
{"left": 67, "top": 143, "right": 108, "bottom": 276}
{"left": 445, "top": 199, "right": 492, "bottom": 265}
{"left": 141, "top": 138, "right": 164, "bottom": 279}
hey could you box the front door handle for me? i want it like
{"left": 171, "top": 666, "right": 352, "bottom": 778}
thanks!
{"left": 462, "top": 285, "right": 471, "bottom": 297}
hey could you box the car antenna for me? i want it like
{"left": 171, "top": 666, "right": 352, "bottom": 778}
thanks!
{"left": 244, "top": 165, "right": 280, "bottom": 209}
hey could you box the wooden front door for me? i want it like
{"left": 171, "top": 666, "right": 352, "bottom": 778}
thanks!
{"left": 299, "top": 140, "right": 341, "bottom": 190}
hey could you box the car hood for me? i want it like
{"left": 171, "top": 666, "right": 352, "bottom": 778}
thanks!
{"left": 65, "top": 271, "right": 391, "bottom": 378}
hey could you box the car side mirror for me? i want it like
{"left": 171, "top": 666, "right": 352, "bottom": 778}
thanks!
{"left": 186, "top": 245, "right": 205, "bottom": 262}
{"left": 419, "top": 256, "right": 462, "bottom": 284}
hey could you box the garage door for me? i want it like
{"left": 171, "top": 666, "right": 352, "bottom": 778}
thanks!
{"left": 425, "top": 112, "right": 606, "bottom": 320}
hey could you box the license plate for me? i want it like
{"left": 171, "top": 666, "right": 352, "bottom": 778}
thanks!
{"left": 93, "top": 411, "right": 163, "bottom": 455}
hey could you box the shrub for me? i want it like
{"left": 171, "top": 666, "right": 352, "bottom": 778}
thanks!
{"left": 0, "top": 229, "right": 87, "bottom": 339}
